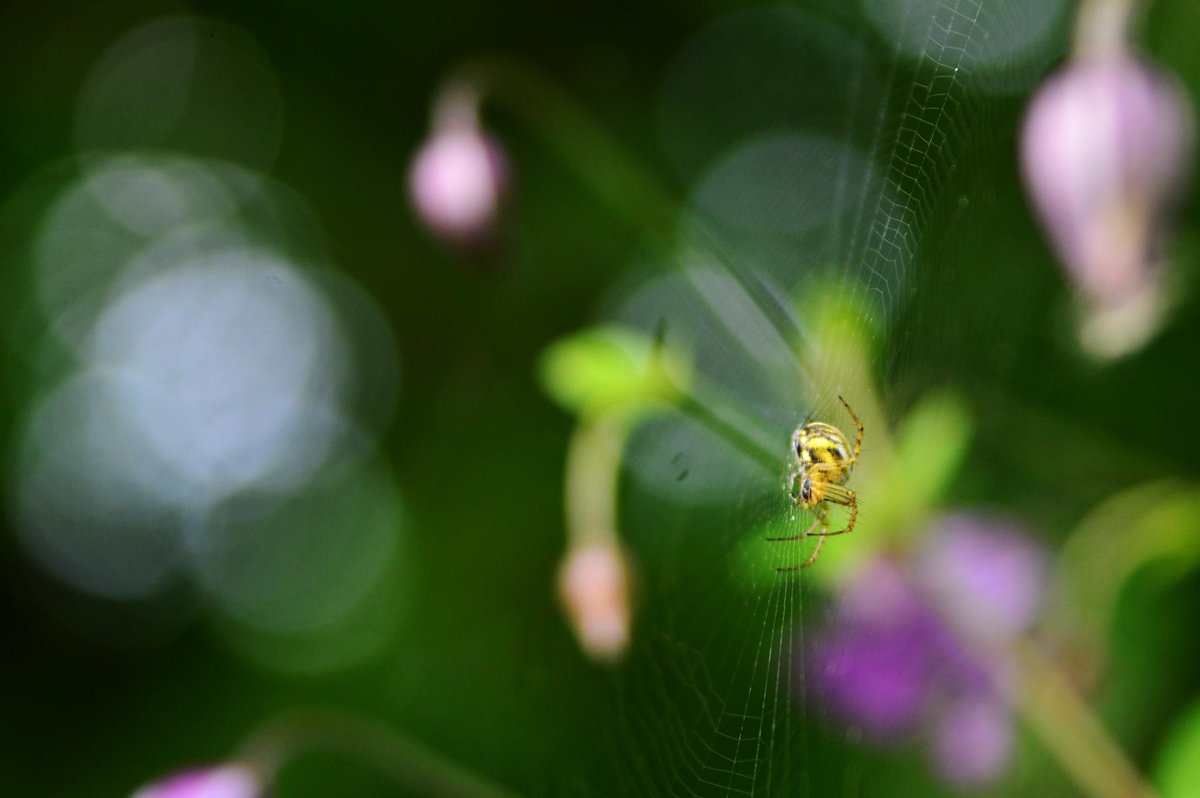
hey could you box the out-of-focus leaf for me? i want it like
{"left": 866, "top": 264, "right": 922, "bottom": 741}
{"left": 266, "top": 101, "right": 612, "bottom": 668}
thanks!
{"left": 875, "top": 391, "right": 973, "bottom": 537}
{"left": 539, "top": 325, "right": 689, "bottom": 420}
{"left": 1156, "top": 698, "right": 1200, "bottom": 798}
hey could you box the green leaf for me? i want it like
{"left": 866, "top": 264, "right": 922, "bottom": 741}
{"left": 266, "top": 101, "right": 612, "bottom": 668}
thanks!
{"left": 538, "top": 325, "right": 689, "bottom": 419}
{"left": 872, "top": 390, "right": 973, "bottom": 537}
{"left": 1156, "top": 698, "right": 1200, "bottom": 798}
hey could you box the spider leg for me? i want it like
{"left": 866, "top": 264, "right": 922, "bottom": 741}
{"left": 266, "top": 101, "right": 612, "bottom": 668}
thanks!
{"left": 838, "top": 394, "right": 864, "bottom": 463}
{"left": 777, "top": 507, "right": 830, "bottom": 571}
{"left": 814, "top": 485, "right": 857, "bottom": 535}
{"left": 797, "top": 535, "right": 826, "bottom": 570}
{"left": 822, "top": 484, "right": 855, "bottom": 504}
{"left": 765, "top": 515, "right": 820, "bottom": 542}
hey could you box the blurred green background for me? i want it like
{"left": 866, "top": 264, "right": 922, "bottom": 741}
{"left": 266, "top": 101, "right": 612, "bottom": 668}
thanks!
{"left": 2, "top": 0, "right": 1200, "bottom": 796}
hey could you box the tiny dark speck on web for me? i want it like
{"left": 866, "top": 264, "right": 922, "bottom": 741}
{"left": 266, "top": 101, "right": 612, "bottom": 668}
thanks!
{"left": 670, "top": 451, "right": 683, "bottom": 465}
{"left": 676, "top": 469, "right": 689, "bottom": 482}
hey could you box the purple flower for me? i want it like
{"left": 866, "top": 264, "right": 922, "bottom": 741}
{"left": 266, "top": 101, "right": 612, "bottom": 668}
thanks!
{"left": 408, "top": 92, "right": 508, "bottom": 250}
{"left": 132, "top": 764, "right": 262, "bottom": 798}
{"left": 915, "top": 514, "right": 1049, "bottom": 639}
{"left": 1021, "top": 55, "right": 1194, "bottom": 355}
{"left": 804, "top": 517, "right": 1048, "bottom": 789}
{"left": 808, "top": 559, "right": 953, "bottom": 739}
{"left": 929, "top": 694, "right": 1013, "bottom": 789}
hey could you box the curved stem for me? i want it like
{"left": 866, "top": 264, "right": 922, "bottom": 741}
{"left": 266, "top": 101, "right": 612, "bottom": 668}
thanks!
{"left": 564, "top": 414, "right": 628, "bottom": 546}
{"left": 442, "top": 55, "right": 678, "bottom": 241}
{"left": 438, "top": 57, "right": 816, "bottom": 371}
{"left": 1008, "top": 637, "right": 1158, "bottom": 798}
{"left": 1074, "top": 0, "right": 1141, "bottom": 60}
{"left": 239, "top": 708, "right": 519, "bottom": 798}
{"left": 927, "top": 579, "right": 1158, "bottom": 798}
{"left": 674, "top": 392, "right": 781, "bottom": 474}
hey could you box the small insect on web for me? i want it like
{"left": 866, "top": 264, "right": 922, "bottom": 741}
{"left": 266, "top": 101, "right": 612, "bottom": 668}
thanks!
{"left": 768, "top": 394, "right": 863, "bottom": 571}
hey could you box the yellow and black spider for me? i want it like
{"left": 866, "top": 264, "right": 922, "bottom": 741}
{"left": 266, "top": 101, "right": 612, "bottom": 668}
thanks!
{"left": 769, "top": 394, "right": 864, "bottom": 571}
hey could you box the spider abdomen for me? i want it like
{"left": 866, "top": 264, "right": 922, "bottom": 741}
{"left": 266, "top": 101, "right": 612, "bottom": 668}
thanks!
{"left": 793, "top": 422, "right": 853, "bottom": 484}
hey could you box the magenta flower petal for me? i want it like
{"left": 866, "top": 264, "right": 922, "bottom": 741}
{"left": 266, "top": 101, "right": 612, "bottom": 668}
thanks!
{"left": 808, "top": 560, "right": 962, "bottom": 739}
{"left": 808, "top": 618, "right": 936, "bottom": 739}
{"left": 132, "top": 765, "right": 262, "bottom": 798}
{"left": 803, "top": 549, "right": 1026, "bottom": 788}
{"left": 929, "top": 695, "right": 1013, "bottom": 789}
{"left": 917, "top": 515, "right": 1048, "bottom": 638}
{"left": 836, "top": 558, "right": 928, "bottom": 628}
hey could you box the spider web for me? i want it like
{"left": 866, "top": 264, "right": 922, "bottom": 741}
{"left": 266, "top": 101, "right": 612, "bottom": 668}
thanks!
{"left": 557, "top": 1, "right": 1068, "bottom": 794}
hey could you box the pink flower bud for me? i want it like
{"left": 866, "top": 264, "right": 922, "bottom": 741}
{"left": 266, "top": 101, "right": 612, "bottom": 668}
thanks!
{"left": 558, "top": 540, "right": 631, "bottom": 662}
{"left": 132, "top": 764, "right": 262, "bottom": 798}
{"left": 408, "top": 97, "right": 508, "bottom": 249}
{"left": 1021, "top": 55, "right": 1194, "bottom": 356}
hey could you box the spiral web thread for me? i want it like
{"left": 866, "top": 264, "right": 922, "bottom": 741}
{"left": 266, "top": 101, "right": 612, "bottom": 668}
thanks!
{"left": 573, "top": 1, "right": 1064, "bottom": 795}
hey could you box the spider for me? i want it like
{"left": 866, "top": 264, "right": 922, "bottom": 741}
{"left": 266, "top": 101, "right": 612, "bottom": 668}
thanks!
{"left": 769, "top": 394, "right": 864, "bottom": 571}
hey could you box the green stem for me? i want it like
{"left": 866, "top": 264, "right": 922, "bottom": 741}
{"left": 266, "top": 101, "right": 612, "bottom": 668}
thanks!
{"left": 239, "top": 709, "right": 519, "bottom": 798}
{"left": 565, "top": 414, "right": 629, "bottom": 546}
{"left": 1074, "top": 0, "right": 1141, "bottom": 59}
{"left": 444, "top": 55, "right": 678, "bottom": 241}
{"left": 441, "top": 56, "right": 814, "bottom": 369}
{"left": 929, "top": 579, "right": 1157, "bottom": 798}
{"left": 674, "top": 392, "right": 780, "bottom": 474}
{"left": 1009, "top": 637, "right": 1158, "bottom": 798}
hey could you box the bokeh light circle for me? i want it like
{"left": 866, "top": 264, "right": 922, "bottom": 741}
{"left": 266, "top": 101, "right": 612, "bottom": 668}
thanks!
{"left": 75, "top": 15, "right": 284, "bottom": 169}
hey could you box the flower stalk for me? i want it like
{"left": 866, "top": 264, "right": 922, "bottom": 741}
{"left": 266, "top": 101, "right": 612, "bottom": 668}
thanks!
{"left": 436, "top": 56, "right": 679, "bottom": 242}
{"left": 1008, "top": 636, "right": 1158, "bottom": 798}
{"left": 238, "top": 709, "right": 518, "bottom": 798}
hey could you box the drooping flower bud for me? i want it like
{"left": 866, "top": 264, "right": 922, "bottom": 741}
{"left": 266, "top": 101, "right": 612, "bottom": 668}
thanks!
{"left": 408, "top": 87, "right": 508, "bottom": 251}
{"left": 558, "top": 539, "right": 632, "bottom": 662}
{"left": 1021, "top": 54, "right": 1194, "bottom": 357}
{"left": 132, "top": 764, "right": 262, "bottom": 798}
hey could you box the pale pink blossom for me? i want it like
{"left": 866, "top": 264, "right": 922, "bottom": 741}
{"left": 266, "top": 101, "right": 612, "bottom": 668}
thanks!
{"left": 558, "top": 540, "right": 631, "bottom": 662}
{"left": 1021, "top": 55, "right": 1193, "bottom": 356}
{"left": 132, "top": 764, "right": 262, "bottom": 798}
{"left": 408, "top": 121, "right": 507, "bottom": 248}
